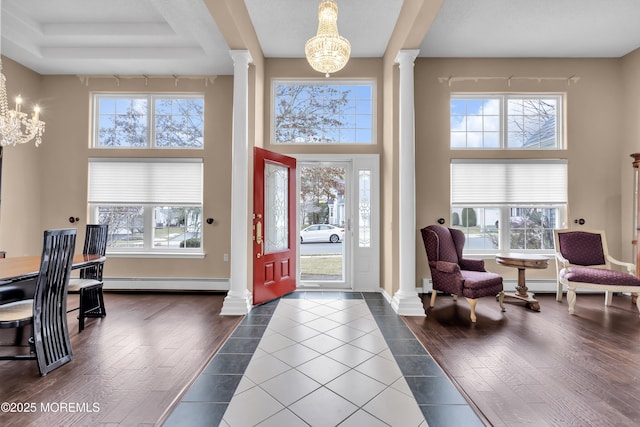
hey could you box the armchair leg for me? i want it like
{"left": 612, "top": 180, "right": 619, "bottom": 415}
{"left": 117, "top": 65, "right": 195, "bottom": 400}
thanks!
{"left": 604, "top": 291, "right": 613, "bottom": 306}
{"left": 497, "top": 291, "right": 506, "bottom": 312}
{"left": 556, "top": 280, "right": 563, "bottom": 302}
{"left": 430, "top": 291, "right": 437, "bottom": 308}
{"left": 465, "top": 297, "right": 478, "bottom": 323}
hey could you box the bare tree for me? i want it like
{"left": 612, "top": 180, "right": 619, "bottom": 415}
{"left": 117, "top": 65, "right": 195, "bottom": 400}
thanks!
{"left": 275, "top": 85, "right": 350, "bottom": 143}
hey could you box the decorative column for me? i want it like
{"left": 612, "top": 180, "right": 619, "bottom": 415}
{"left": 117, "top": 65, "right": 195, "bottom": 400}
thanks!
{"left": 391, "top": 49, "right": 426, "bottom": 316}
{"left": 221, "top": 50, "right": 253, "bottom": 315}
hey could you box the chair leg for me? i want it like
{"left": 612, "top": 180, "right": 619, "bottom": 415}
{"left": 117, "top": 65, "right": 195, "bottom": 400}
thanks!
{"left": 430, "top": 290, "right": 437, "bottom": 308}
{"left": 567, "top": 287, "right": 577, "bottom": 314}
{"left": 556, "top": 279, "right": 563, "bottom": 302}
{"left": 465, "top": 297, "right": 478, "bottom": 323}
{"left": 497, "top": 291, "right": 506, "bottom": 312}
{"left": 78, "top": 289, "right": 86, "bottom": 332}
{"left": 604, "top": 291, "right": 613, "bottom": 306}
{"left": 635, "top": 296, "right": 640, "bottom": 316}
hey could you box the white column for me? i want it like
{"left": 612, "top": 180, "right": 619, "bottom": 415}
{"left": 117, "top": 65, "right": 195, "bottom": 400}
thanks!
{"left": 391, "top": 49, "right": 426, "bottom": 316}
{"left": 221, "top": 50, "right": 253, "bottom": 315}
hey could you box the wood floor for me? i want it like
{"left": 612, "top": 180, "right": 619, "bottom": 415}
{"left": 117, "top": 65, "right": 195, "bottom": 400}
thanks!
{"left": 1, "top": 291, "right": 639, "bottom": 426}
{"left": 405, "top": 292, "right": 640, "bottom": 427}
{"left": 0, "top": 292, "right": 241, "bottom": 427}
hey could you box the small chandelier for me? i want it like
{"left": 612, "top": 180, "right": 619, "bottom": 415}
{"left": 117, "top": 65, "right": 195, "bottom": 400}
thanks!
{"left": 0, "top": 72, "right": 45, "bottom": 147}
{"left": 0, "top": 0, "right": 45, "bottom": 147}
{"left": 305, "top": 0, "right": 351, "bottom": 78}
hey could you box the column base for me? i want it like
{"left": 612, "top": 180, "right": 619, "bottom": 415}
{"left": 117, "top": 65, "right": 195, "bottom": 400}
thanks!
{"left": 391, "top": 290, "right": 426, "bottom": 316}
{"left": 220, "top": 291, "right": 252, "bottom": 316}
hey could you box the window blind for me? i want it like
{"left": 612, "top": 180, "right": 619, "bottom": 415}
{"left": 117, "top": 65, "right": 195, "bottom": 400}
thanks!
{"left": 88, "top": 158, "right": 203, "bottom": 205}
{"left": 451, "top": 159, "right": 567, "bottom": 205}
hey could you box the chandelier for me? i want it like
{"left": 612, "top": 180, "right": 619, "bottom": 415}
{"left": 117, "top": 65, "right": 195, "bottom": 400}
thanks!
{"left": 305, "top": 0, "right": 351, "bottom": 78}
{"left": 0, "top": 0, "right": 45, "bottom": 147}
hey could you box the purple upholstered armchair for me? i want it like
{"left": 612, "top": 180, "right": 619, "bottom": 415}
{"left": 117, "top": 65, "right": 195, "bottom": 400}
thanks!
{"left": 554, "top": 229, "right": 640, "bottom": 315}
{"left": 421, "top": 225, "right": 505, "bottom": 322}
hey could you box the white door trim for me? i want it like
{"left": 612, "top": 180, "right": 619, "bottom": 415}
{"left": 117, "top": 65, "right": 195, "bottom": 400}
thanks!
{"left": 292, "top": 154, "right": 380, "bottom": 292}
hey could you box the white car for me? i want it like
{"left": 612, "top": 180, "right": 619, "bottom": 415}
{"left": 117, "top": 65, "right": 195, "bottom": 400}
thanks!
{"left": 300, "top": 224, "right": 345, "bottom": 243}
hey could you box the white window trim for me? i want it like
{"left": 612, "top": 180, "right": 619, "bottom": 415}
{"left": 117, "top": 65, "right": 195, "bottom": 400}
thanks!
{"left": 88, "top": 158, "right": 204, "bottom": 256}
{"left": 91, "top": 93, "right": 205, "bottom": 149}
{"left": 451, "top": 159, "right": 568, "bottom": 254}
{"left": 450, "top": 93, "right": 564, "bottom": 150}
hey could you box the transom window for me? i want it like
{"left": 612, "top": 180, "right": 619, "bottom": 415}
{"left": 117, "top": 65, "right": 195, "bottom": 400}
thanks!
{"left": 450, "top": 94, "right": 563, "bottom": 149}
{"left": 92, "top": 94, "right": 204, "bottom": 148}
{"left": 272, "top": 80, "right": 375, "bottom": 144}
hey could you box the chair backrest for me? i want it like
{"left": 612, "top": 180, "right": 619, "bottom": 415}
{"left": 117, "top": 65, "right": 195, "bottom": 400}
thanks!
{"left": 32, "top": 228, "right": 77, "bottom": 375}
{"left": 421, "top": 225, "right": 463, "bottom": 265}
{"left": 553, "top": 229, "right": 610, "bottom": 268}
{"left": 79, "top": 224, "right": 108, "bottom": 281}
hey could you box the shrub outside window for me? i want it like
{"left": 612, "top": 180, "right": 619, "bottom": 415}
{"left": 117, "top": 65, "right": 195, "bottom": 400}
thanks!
{"left": 450, "top": 94, "right": 563, "bottom": 149}
{"left": 93, "top": 94, "right": 204, "bottom": 148}
{"left": 272, "top": 80, "right": 375, "bottom": 144}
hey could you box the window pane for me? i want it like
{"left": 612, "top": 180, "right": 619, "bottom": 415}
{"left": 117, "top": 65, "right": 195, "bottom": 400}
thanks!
{"left": 154, "top": 98, "right": 204, "bottom": 148}
{"left": 451, "top": 207, "right": 499, "bottom": 250}
{"left": 508, "top": 207, "right": 558, "bottom": 250}
{"left": 98, "top": 206, "right": 145, "bottom": 249}
{"left": 97, "top": 97, "right": 148, "bottom": 147}
{"left": 153, "top": 207, "right": 202, "bottom": 248}
{"left": 507, "top": 97, "right": 558, "bottom": 149}
{"left": 273, "top": 81, "right": 374, "bottom": 144}
{"left": 359, "top": 170, "right": 371, "bottom": 247}
{"left": 265, "top": 163, "right": 289, "bottom": 253}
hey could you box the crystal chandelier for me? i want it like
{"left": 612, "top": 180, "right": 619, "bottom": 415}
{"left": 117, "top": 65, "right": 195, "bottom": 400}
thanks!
{"left": 0, "top": 0, "right": 45, "bottom": 147}
{"left": 305, "top": 0, "right": 351, "bottom": 78}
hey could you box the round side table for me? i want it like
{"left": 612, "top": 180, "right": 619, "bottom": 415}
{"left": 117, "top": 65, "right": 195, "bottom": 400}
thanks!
{"left": 495, "top": 253, "right": 549, "bottom": 311}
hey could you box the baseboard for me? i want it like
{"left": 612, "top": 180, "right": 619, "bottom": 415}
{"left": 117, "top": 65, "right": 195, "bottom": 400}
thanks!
{"left": 103, "top": 277, "right": 229, "bottom": 292}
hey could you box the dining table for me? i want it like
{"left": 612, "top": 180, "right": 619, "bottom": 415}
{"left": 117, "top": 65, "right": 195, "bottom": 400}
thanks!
{"left": 0, "top": 254, "right": 106, "bottom": 284}
{"left": 0, "top": 254, "right": 106, "bottom": 304}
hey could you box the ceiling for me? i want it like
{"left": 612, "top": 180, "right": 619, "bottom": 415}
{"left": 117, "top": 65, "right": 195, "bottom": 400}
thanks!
{"left": 1, "top": 0, "right": 639, "bottom": 76}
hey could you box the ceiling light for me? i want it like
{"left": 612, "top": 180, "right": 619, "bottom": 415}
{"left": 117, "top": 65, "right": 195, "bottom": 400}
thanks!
{"left": 305, "top": 0, "right": 351, "bottom": 78}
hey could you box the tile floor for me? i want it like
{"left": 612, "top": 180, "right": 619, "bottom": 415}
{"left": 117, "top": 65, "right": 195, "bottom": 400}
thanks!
{"left": 163, "top": 292, "right": 485, "bottom": 427}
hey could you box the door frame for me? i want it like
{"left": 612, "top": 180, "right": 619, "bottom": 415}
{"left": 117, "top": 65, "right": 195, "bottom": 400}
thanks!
{"left": 292, "top": 154, "right": 380, "bottom": 292}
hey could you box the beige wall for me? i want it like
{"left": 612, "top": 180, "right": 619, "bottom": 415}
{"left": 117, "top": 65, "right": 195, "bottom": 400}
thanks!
{"left": 414, "top": 57, "right": 629, "bottom": 284}
{"left": 0, "top": 57, "right": 43, "bottom": 256}
{"left": 2, "top": 51, "right": 639, "bottom": 291}
{"left": 621, "top": 48, "right": 640, "bottom": 263}
{"left": 0, "top": 61, "right": 235, "bottom": 279}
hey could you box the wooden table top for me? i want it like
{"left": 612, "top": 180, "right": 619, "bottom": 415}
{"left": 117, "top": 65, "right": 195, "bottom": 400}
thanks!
{"left": 495, "top": 253, "right": 550, "bottom": 269}
{"left": 0, "top": 254, "right": 105, "bottom": 283}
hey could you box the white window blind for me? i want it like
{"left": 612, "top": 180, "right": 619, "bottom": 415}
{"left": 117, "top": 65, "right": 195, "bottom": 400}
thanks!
{"left": 451, "top": 159, "right": 567, "bottom": 205}
{"left": 88, "top": 158, "right": 203, "bottom": 205}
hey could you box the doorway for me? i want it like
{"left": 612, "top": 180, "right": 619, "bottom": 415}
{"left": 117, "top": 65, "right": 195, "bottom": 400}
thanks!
{"left": 298, "top": 162, "right": 349, "bottom": 288}
{"left": 295, "top": 154, "right": 380, "bottom": 292}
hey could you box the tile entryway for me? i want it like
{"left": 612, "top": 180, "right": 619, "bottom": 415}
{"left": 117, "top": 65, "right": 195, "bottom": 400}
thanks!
{"left": 163, "top": 292, "right": 484, "bottom": 427}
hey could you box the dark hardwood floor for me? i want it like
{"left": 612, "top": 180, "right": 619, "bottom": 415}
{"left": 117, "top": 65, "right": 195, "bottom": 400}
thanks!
{"left": 0, "top": 292, "right": 241, "bottom": 427}
{"left": 1, "top": 291, "right": 639, "bottom": 426}
{"left": 405, "top": 292, "right": 640, "bottom": 427}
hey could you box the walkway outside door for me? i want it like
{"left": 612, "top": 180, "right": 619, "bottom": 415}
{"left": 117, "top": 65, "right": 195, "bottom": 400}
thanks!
{"left": 253, "top": 147, "right": 297, "bottom": 305}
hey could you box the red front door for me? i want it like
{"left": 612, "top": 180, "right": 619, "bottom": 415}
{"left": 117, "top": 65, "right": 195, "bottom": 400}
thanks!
{"left": 253, "top": 148, "right": 297, "bottom": 305}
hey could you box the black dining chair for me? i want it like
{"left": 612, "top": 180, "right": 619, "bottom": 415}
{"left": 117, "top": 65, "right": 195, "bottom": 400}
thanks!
{"left": 67, "top": 224, "right": 108, "bottom": 332}
{"left": 0, "top": 228, "right": 77, "bottom": 375}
